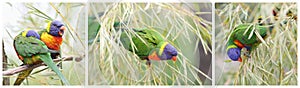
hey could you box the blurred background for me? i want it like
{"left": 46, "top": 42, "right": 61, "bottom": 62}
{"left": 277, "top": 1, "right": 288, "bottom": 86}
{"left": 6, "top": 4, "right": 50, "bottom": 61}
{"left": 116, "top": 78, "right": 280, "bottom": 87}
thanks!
{"left": 88, "top": 3, "right": 212, "bottom": 85}
{"left": 2, "top": 3, "right": 85, "bottom": 85}
{"left": 215, "top": 3, "right": 297, "bottom": 85}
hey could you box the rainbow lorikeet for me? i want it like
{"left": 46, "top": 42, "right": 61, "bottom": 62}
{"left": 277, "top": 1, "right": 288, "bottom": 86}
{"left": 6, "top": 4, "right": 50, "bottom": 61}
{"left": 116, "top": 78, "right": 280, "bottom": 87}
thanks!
{"left": 120, "top": 28, "right": 178, "bottom": 65}
{"left": 13, "top": 29, "right": 69, "bottom": 85}
{"left": 226, "top": 23, "right": 273, "bottom": 62}
{"left": 38, "top": 20, "right": 65, "bottom": 60}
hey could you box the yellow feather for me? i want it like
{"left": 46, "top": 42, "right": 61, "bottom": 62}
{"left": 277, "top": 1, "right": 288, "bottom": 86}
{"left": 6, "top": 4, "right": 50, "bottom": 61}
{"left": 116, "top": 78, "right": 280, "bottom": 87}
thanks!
{"left": 159, "top": 42, "right": 168, "bottom": 55}
{"left": 21, "top": 29, "right": 31, "bottom": 37}
{"left": 46, "top": 21, "right": 52, "bottom": 32}
{"left": 226, "top": 45, "right": 238, "bottom": 51}
{"left": 41, "top": 32, "right": 52, "bottom": 42}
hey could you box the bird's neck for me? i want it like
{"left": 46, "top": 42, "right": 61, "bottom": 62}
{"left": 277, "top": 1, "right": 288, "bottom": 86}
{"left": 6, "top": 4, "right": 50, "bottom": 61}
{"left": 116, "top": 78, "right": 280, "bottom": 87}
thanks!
{"left": 226, "top": 38, "right": 237, "bottom": 50}
{"left": 157, "top": 42, "right": 168, "bottom": 56}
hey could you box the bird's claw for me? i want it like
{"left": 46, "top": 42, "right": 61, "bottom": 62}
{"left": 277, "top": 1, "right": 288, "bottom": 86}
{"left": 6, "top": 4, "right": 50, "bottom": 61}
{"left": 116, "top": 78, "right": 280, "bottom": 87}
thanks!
{"left": 146, "top": 60, "right": 151, "bottom": 67}
{"left": 240, "top": 48, "right": 251, "bottom": 62}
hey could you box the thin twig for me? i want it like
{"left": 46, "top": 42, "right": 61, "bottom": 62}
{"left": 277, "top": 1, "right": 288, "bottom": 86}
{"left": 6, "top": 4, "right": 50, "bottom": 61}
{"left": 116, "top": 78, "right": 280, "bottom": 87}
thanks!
{"left": 3, "top": 56, "right": 83, "bottom": 76}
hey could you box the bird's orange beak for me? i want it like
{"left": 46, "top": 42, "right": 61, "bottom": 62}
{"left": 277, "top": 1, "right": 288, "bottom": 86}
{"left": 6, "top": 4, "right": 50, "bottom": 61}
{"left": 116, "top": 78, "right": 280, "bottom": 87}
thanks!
{"left": 171, "top": 56, "right": 177, "bottom": 61}
{"left": 59, "top": 26, "right": 66, "bottom": 36}
{"left": 238, "top": 57, "right": 242, "bottom": 62}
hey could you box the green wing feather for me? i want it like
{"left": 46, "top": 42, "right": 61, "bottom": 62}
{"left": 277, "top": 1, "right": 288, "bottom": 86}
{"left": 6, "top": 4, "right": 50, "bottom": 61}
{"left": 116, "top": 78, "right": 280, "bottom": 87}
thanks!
{"left": 14, "top": 34, "right": 49, "bottom": 64}
{"left": 228, "top": 23, "right": 272, "bottom": 49}
{"left": 120, "top": 28, "right": 165, "bottom": 59}
{"left": 14, "top": 35, "right": 47, "bottom": 56}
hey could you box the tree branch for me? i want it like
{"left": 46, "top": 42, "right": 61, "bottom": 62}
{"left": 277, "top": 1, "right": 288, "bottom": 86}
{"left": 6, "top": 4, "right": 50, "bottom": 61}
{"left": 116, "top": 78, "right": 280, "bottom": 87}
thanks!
{"left": 3, "top": 40, "right": 10, "bottom": 85}
{"left": 3, "top": 56, "right": 83, "bottom": 76}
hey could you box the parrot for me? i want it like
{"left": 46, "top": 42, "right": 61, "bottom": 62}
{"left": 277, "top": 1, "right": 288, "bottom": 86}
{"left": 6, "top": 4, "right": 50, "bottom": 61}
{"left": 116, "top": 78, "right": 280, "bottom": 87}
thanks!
{"left": 226, "top": 6, "right": 297, "bottom": 62}
{"left": 88, "top": 13, "right": 178, "bottom": 65}
{"left": 38, "top": 20, "right": 65, "bottom": 69}
{"left": 120, "top": 28, "right": 178, "bottom": 65}
{"left": 226, "top": 23, "right": 273, "bottom": 62}
{"left": 13, "top": 29, "right": 70, "bottom": 85}
{"left": 225, "top": 6, "right": 290, "bottom": 62}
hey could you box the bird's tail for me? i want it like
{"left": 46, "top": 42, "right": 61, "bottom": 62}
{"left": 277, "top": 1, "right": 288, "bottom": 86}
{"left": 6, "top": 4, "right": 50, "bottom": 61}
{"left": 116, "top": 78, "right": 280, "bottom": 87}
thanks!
{"left": 14, "top": 69, "right": 33, "bottom": 85}
{"left": 39, "top": 54, "right": 70, "bottom": 85}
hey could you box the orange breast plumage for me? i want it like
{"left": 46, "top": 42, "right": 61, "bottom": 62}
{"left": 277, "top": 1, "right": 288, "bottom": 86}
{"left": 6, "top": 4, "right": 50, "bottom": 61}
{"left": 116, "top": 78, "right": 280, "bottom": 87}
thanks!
{"left": 40, "top": 32, "right": 63, "bottom": 50}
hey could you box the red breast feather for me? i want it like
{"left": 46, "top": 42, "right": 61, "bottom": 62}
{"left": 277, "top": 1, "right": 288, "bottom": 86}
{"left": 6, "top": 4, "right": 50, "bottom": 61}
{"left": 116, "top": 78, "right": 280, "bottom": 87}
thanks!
{"left": 40, "top": 32, "right": 63, "bottom": 50}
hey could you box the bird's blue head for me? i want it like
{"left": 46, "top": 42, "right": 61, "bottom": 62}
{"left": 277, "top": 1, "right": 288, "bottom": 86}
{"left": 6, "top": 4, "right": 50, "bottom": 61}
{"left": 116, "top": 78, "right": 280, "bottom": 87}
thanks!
{"left": 161, "top": 43, "right": 178, "bottom": 61}
{"left": 148, "top": 42, "right": 178, "bottom": 61}
{"left": 22, "top": 29, "right": 40, "bottom": 39}
{"left": 227, "top": 45, "right": 242, "bottom": 62}
{"left": 47, "top": 20, "right": 66, "bottom": 37}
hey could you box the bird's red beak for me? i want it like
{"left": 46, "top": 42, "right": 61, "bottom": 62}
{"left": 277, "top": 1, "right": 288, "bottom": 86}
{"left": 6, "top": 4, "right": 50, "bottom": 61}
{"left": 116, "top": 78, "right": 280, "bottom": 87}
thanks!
{"left": 59, "top": 26, "right": 66, "bottom": 36}
{"left": 238, "top": 57, "right": 242, "bottom": 62}
{"left": 171, "top": 56, "right": 177, "bottom": 61}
